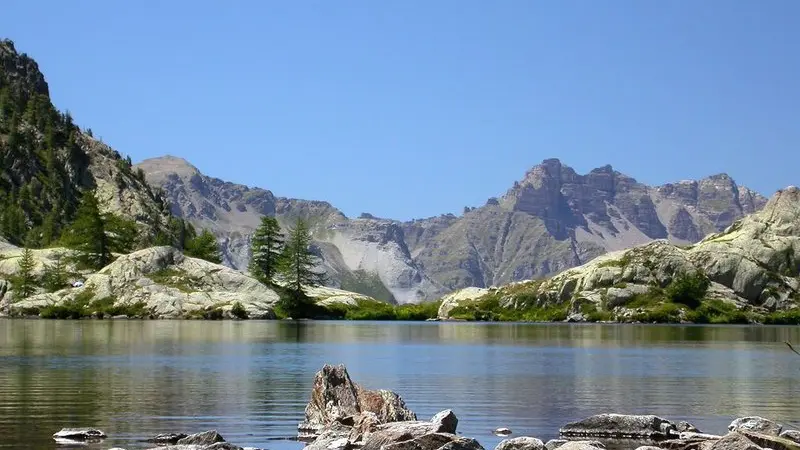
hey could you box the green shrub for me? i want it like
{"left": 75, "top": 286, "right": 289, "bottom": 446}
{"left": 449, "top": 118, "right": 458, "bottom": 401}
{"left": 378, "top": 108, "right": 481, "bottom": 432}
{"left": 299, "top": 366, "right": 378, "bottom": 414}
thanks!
{"left": 231, "top": 301, "right": 248, "bottom": 320}
{"left": 632, "top": 302, "right": 683, "bottom": 323}
{"left": 685, "top": 299, "right": 749, "bottom": 324}
{"left": 665, "top": 272, "right": 710, "bottom": 309}
{"left": 763, "top": 309, "right": 800, "bottom": 325}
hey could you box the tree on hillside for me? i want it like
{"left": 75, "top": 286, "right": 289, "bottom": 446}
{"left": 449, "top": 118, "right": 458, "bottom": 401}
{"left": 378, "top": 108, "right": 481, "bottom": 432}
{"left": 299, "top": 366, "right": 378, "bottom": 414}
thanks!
{"left": 186, "top": 229, "right": 222, "bottom": 264}
{"left": 61, "top": 190, "right": 110, "bottom": 269}
{"left": 13, "top": 246, "right": 37, "bottom": 299}
{"left": 42, "top": 251, "right": 68, "bottom": 293}
{"left": 249, "top": 216, "right": 284, "bottom": 285}
{"left": 278, "top": 218, "right": 326, "bottom": 318}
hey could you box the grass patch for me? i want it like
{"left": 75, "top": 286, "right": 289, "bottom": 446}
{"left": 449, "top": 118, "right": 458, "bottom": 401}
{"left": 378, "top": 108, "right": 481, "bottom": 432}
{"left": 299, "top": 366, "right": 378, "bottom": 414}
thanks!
{"left": 339, "top": 270, "right": 396, "bottom": 303}
{"left": 316, "top": 298, "right": 442, "bottom": 321}
{"left": 149, "top": 269, "right": 199, "bottom": 293}
{"left": 596, "top": 253, "right": 632, "bottom": 269}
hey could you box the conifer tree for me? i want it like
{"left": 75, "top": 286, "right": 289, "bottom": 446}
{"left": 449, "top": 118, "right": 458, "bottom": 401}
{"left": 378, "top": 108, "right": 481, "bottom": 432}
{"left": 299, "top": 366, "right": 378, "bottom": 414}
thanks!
{"left": 186, "top": 229, "right": 222, "bottom": 264}
{"left": 278, "top": 218, "right": 326, "bottom": 318}
{"left": 249, "top": 216, "right": 283, "bottom": 285}
{"left": 61, "top": 190, "right": 110, "bottom": 269}
{"left": 42, "top": 252, "right": 68, "bottom": 292}
{"left": 14, "top": 247, "right": 37, "bottom": 299}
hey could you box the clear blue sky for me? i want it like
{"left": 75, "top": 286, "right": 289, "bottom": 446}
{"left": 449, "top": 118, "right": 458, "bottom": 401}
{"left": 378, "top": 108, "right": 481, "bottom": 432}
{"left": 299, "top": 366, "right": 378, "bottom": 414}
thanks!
{"left": 2, "top": 1, "right": 798, "bottom": 221}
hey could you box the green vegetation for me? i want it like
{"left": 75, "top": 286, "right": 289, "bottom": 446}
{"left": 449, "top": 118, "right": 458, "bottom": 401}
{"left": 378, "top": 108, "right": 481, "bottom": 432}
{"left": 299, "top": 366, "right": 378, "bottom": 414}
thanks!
{"left": 187, "top": 306, "right": 224, "bottom": 320}
{"left": 231, "top": 301, "right": 248, "bottom": 319}
{"left": 38, "top": 287, "right": 149, "bottom": 319}
{"left": 148, "top": 268, "right": 198, "bottom": 293}
{"left": 277, "top": 218, "right": 327, "bottom": 318}
{"left": 249, "top": 216, "right": 283, "bottom": 285}
{"left": 184, "top": 229, "right": 222, "bottom": 264}
{"left": 665, "top": 272, "right": 710, "bottom": 308}
{"left": 596, "top": 253, "right": 632, "bottom": 269}
{"left": 42, "top": 252, "right": 69, "bottom": 292}
{"left": 12, "top": 247, "right": 37, "bottom": 299}
{"left": 339, "top": 269, "right": 396, "bottom": 303}
{"left": 314, "top": 298, "right": 442, "bottom": 321}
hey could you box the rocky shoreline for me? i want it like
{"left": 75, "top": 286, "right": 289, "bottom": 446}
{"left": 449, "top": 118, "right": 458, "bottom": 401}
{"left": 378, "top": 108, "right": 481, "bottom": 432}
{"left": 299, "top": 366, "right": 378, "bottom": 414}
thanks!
{"left": 47, "top": 363, "right": 800, "bottom": 450}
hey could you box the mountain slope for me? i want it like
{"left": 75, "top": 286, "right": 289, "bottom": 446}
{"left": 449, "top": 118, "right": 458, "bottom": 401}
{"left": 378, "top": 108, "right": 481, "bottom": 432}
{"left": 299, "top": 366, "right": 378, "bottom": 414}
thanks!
{"left": 0, "top": 39, "right": 171, "bottom": 246}
{"left": 408, "top": 159, "right": 767, "bottom": 292}
{"left": 438, "top": 186, "right": 800, "bottom": 321}
{"left": 136, "top": 156, "right": 441, "bottom": 303}
{"left": 138, "top": 156, "right": 766, "bottom": 303}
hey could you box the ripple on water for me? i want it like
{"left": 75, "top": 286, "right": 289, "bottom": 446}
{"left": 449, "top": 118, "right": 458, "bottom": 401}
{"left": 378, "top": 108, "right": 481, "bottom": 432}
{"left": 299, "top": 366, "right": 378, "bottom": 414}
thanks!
{"left": 2, "top": 320, "right": 800, "bottom": 449}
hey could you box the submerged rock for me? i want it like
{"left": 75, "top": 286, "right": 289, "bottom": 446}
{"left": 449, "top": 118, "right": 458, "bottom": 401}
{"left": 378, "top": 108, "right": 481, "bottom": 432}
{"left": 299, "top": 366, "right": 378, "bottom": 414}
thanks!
{"left": 146, "top": 432, "right": 189, "bottom": 444}
{"left": 52, "top": 428, "right": 107, "bottom": 441}
{"left": 559, "top": 414, "right": 679, "bottom": 440}
{"left": 780, "top": 430, "right": 800, "bottom": 444}
{"left": 176, "top": 430, "right": 226, "bottom": 446}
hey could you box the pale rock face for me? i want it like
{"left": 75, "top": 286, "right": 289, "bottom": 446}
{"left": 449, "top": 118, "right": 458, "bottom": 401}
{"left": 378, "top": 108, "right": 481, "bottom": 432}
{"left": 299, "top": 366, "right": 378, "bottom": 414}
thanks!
{"left": 137, "top": 156, "right": 768, "bottom": 303}
{"left": 8, "top": 247, "right": 281, "bottom": 319}
{"left": 439, "top": 187, "right": 800, "bottom": 318}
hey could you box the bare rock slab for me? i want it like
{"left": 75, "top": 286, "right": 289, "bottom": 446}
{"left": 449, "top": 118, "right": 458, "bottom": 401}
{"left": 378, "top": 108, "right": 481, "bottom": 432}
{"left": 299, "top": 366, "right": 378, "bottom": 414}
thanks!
{"left": 728, "top": 417, "right": 783, "bottom": 436}
{"left": 52, "top": 428, "right": 107, "bottom": 441}
{"left": 560, "top": 414, "right": 679, "bottom": 440}
{"left": 494, "top": 437, "right": 545, "bottom": 450}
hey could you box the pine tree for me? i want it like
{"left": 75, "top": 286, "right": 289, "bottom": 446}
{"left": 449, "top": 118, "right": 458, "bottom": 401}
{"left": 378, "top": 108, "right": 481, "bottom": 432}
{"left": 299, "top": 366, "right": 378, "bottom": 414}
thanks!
{"left": 186, "top": 229, "right": 222, "bottom": 264}
{"left": 14, "top": 247, "right": 37, "bottom": 299}
{"left": 42, "top": 252, "right": 68, "bottom": 292}
{"left": 278, "top": 218, "right": 326, "bottom": 318}
{"left": 249, "top": 216, "right": 284, "bottom": 285}
{"left": 61, "top": 190, "right": 110, "bottom": 269}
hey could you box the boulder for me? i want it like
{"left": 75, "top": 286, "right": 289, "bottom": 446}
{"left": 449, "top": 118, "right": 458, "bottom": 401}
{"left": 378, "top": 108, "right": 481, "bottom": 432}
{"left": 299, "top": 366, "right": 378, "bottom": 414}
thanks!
{"left": 708, "top": 432, "right": 761, "bottom": 450}
{"left": 431, "top": 410, "right": 459, "bottom": 435}
{"left": 361, "top": 421, "right": 445, "bottom": 450}
{"left": 494, "top": 437, "right": 545, "bottom": 450}
{"left": 439, "top": 437, "right": 485, "bottom": 450}
{"left": 381, "top": 433, "right": 459, "bottom": 450}
{"left": 146, "top": 432, "right": 189, "bottom": 444}
{"left": 728, "top": 417, "right": 782, "bottom": 436}
{"left": 52, "top": 428, "right": 107, "bottom": 441}
{"left": 299, "top": 364, "right": 417, "bottom": 438}
{"left": 739, "top": 431, "right": 800, "bottom": 450}
{"left": 555, "top": 442, "right": 606, "bottom": 450}
{"left": 176, "top": 430, "right": 226, "bottom": 446}
{"left": 559, "top": 414, "right": 677, "bottom": 439}
{"left": 780, "top": 430, "right": 800, "bottom": 444}
{"left": 544, "top": 440, "right": 569, "bottom": 450}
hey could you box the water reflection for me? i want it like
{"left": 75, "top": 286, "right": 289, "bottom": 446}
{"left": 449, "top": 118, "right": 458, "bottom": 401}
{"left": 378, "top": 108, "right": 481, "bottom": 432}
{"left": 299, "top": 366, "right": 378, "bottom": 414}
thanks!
{"left": 1, "top": 320, "right": 800, "bottom": 449}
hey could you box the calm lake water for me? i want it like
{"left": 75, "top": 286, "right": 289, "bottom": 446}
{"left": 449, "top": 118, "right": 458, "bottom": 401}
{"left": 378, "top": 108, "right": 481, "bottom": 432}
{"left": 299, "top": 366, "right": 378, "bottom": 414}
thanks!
{"left": 1, "top": 320, "right": 800, "bottom": 450}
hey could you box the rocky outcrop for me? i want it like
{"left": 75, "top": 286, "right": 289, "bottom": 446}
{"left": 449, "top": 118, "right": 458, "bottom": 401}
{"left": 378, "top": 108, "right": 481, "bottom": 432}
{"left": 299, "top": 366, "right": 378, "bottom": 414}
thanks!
{"left": 728, "top": 418, "right": 782, "bottom": 436}
{"left": 7, "top": 246, "right": 278, "bottom": 319}
{"left": 560, "top": 414, "right": 681, "bottom": 440}
{"left": 299, "top": 364, "right": 479, "bottom": 450}
{"left": 439, "top": 187, "right": 800, "bottom": 321}
{"left": 138, "top": 156, "right": 767, "bottom": 303}
{"left": 299, "top": 364, "right": 417, "bottom": 438}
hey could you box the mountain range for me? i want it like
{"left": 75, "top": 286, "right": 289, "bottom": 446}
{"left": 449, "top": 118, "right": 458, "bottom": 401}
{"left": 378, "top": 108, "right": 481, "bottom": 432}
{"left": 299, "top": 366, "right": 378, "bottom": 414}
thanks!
{"left": 135, "top": 156, "right": 767, "bottom": 303}
{"left": 0, "top": 37, "right": 772, "bottom": 305}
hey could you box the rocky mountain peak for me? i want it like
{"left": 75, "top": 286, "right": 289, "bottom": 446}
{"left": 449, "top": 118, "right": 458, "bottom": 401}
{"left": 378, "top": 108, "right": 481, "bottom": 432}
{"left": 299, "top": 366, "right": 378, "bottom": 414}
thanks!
{"left": 0, "top": 39, "right": 49, "bottom": 97}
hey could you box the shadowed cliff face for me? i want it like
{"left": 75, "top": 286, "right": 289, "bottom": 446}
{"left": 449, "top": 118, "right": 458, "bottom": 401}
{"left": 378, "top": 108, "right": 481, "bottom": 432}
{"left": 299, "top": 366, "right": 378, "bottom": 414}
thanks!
{"left": 136, "top": 156, "right": 767, "bottom": 304}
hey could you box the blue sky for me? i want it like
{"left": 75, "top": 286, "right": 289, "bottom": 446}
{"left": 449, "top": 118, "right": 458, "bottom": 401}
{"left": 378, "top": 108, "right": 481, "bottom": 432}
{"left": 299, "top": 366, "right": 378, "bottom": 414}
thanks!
{"left": 2, "top": 1, "right": 798, "bottom": 221}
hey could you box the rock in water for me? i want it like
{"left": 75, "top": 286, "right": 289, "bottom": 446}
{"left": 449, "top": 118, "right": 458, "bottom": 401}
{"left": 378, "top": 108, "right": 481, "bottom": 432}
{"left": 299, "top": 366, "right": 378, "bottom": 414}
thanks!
{"left": 176, "top": 430, "right": 226, "bottom": 445}
{"left": 555, "top": 442, "right": 606, "bottom": 450}
{"left": 494, "top": 437, "right": 545, "bottom": 450}
{"left": 559, "top": 414, "right": 678, "bottom": 439}
{"left": 52, "top": 428, "right": 107, "bottom": 441}
{"left": 728, "top": 417, "right": 783, "bottom": 436}
{"left": 780, "top": 430, "right": 800, "bottom": 444}
{"left": 431, "top": 410, "right": 459, "bottom": 435}
{"left": 299, "top": 364, "right": 417, "bottom": 438}
{"left": 146, "top": 432, "right": 188, "bottom": 444}
{"left": 708, "top": 432, "right": 761, "bottom": 450}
